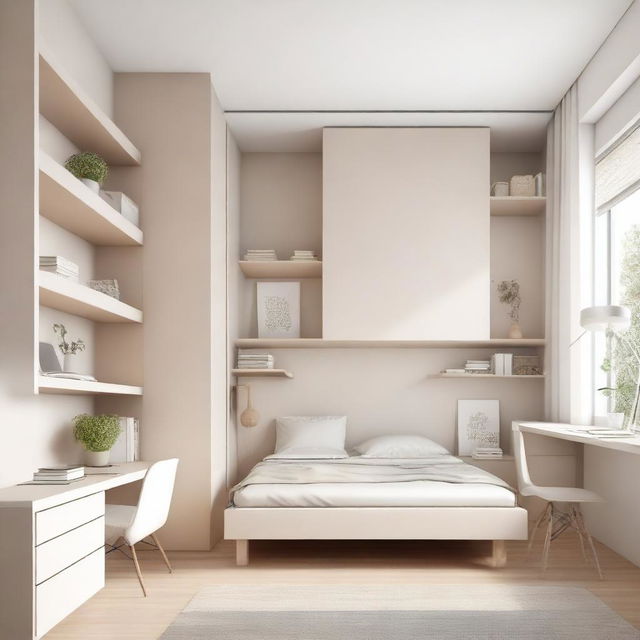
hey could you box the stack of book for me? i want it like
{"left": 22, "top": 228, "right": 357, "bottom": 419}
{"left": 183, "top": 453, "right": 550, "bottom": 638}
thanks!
{"left": 39, "top": 256, "right": 79, "bottom": 282}
{"left": 237, "top": 353, "right": 274, "bottom": 370}
{"left": 32, "top": 465, "right": 85, "bottom": 484}
{"left": 464, "top": 360, "right": 491, "bottom": 374}
{"left": 289, "top": 250, "right": 319, "bottom": 262}
{"left": 491, "top": 353, "right": 514, "bottom": 376}
{"left": 244, "top": 249, "right": 278, "bottom": 261}
{"left": 472, "top": 447, "right": 503, "bottom": 460}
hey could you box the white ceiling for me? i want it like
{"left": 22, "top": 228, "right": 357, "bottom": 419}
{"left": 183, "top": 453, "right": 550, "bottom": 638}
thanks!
{"left": 70, "top": 0, "right": 632, "bottom": 151}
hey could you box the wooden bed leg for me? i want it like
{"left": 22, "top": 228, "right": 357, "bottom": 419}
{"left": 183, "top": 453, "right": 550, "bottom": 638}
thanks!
{"left": 236, "top": 540, "right": 249, "bottom": 566}
{"left": 491, "top": 540, "right": 507, "bottom": 568}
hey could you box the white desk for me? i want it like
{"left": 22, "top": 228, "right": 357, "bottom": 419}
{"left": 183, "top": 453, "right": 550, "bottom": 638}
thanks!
{"left": 0, "top": 462, "right": 149, "bottom": 640}
{"left": 515, "top": 421, "right": 640, "bottom": 455}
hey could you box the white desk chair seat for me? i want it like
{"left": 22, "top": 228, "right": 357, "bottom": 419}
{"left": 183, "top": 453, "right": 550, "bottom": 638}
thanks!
{"left": 105, "top": 458, "right": 178, "bottom": 596}
{"left": 513, "top": 427, "right": 604, "bottom": 579}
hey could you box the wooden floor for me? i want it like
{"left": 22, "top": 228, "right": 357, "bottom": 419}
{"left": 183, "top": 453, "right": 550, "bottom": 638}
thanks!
{"left": 47, "top": 534, "right": 640, "bottom": 639}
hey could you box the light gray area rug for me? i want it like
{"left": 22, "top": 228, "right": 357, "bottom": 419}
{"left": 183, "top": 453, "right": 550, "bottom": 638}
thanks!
{"left": 161, "top": 584, "right": 640, "bottom": 639}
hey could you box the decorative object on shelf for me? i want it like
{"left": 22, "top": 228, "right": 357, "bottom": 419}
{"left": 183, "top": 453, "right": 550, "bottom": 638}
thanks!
{"left": 289, "top": 250, "right": 319, "bottom": 262}
{"left": 464, "top": 359, "right": 491, "bottom": 374}
{"left": 472, "top": 446, "right": 503, "bottom": 459}
{"left": 244, "top": 249, "right": 278, "bottom": 262}
{"left": 39, "top": 255, "right": 79, "bottom": 282}
{"left": 110, "top": 417, "right": 140, "bottom": 463}
{"left": 88, "top": 278, "right": 120, "bottom": 299}
{"left": 534, "top": 172, "right": 546, "bottom": 196}
{"left": 237, "top": 353, "right": 274, "bottom": 370}
{"left": 457, "top": 399, "right": 500, "bottom": 456}
{"left": 491, "top": 353, "right": 513, "bottom": 375}
{"left": 73, "top": 413, "right": 122, "bottom": 467}
{"left": 38, "top": 341, "right": 96, "bottom": 381}
{"left": 64, "top": 151, "right": 108, "bottom": 193}
{"left": 509, "top": 174, "right": 535, "bottom": 197}
{"left": 99, "top": 190, "right": 140, "bottom": 226}
{"left": 497, "top": 279, "right": 523, "bottom": 338}
{"left": 513, "top": 354, "right": 542, "bottom": 376}
{"left": 580, "top": 305, "right": 639, "bottom": 431}
{"left": 53, "top": 323, "right": 86, "bottom": 372}
{"left": 239, "top": 384, "right": 259, "bottom": 427}
{"left": 490, "top": 182, "right": 509, "bottom": 197}
{"left": 257, "top": 281, "right": 300, "bottom": 339}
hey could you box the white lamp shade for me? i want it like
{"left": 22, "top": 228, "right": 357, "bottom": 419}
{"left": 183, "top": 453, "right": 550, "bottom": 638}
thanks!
{"left": 580, "top": 305, "right": 631, "bottom": 332}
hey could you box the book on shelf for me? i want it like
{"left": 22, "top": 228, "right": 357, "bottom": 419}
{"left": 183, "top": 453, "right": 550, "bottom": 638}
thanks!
{"left": 110, "top": 417, "right": 139, "bottom": 463}
{"left": 244, "top": 249, "right": 278, "bottom": 261}
{"left": 472, "top": 447, "right": 503, "bottom": 459}
{"left": 491, "top": 353, "right": 513, "bottom": 376}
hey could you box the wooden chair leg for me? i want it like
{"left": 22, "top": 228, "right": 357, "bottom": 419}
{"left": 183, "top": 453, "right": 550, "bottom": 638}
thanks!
{"left": 130, "top": 544, "right": 147, "bottom": 597}
{"left": 528, "top": 502, "right": 551, "bottom": 554}
{"left": 576, "top": 507, "right": 604, "bottom": 580}
{"left": 236, "top": 539, "right": 249, "bottom": 566}
{"left": 569, "top": 505, "right": 588, "bottom": 562}
{"left": 151, "top": 533, "right": 172, "bottom": 573}
{"left": 491, "top": 540, "right": 507, "bottom": 568}
{"left": 542, "top": 503, "right": 554, "bottom": 571}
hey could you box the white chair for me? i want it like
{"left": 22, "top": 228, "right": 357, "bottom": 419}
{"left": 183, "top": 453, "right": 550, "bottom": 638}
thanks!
{"left": 105, "top": 458, "right": 179, "bottom": 596}
{"left": 512, "top": 427, "right": 604, "bottom": 578}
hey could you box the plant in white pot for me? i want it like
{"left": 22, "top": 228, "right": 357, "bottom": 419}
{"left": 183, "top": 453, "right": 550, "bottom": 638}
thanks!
{"left": 64, "top": 151, "right": 108, "bottom": 193}
{"left": 497, "top": 279, "right": 523, "bottom": 339}
{"left": 598, "top": 386, "right": 626, "bottom": 428}
{"left": 73, "top": 414, "right": 121, "bottom": 467}
{"left": 53, "top": 323, "right": 85, "bottom": 372}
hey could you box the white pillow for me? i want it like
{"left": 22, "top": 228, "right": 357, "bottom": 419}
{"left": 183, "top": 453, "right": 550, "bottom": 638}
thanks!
{"left": 352, "top": 434, "right": 450, "bottom": 458}
{"left": 274, "top": 416, "right": 347, "bottom": 458}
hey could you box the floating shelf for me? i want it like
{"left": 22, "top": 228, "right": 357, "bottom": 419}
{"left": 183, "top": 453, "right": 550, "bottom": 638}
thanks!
{"left": 38, "top": 376, "right": 143, "bottom": 396}
{"left": 232, "top": 368, "right": 293, "bottom": 378}
{"left": 239, "top": 261, "right": 322, "bottom": 279}
{"left": 39, "top": 271, "right": 143, "bottom": 323}
{"left": 434, "top": 373, "right": 545, "bottom": 379}
{"left": 236, "top": 338, "right": 546, "bottom": 349}
{"left": 39, "top": 49, "right": 141, "bottom": 166}
{"left": 39, "top": 152, "right": 143, "bottom": 246}
{"left": 490, "top": 196, "right": 546, "bottom": 216}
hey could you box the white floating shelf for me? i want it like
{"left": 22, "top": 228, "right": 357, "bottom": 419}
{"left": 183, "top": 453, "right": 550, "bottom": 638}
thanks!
{"left": 236, "top": 338, "right": 546, "bottom": 349}
{"left": 232, "top": 368, "right": 293, "bottom": 378}
{"left": 39, "top": 271, "right": 143, "bottom": 323}
{"left": 38, "top": 376, "right": 143, "bottom": 396}
{"left": 39, "top": 152, "right": 143, "bottom": 246}
{"left": 239, "top": 261, "right": 322, "bottom": 279}
{"left": 39, "top": 49, "right": 141, "bottom": 166}
{"left": 490, "top": 196, "right": 546, "bottom": 216}
{"left": 435, "top": 373, "right": 545, "bottom": 379}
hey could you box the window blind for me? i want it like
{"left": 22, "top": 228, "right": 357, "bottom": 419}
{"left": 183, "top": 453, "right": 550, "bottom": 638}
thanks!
{"left": 595, "top": 124, "right": 640, "bottom": 213}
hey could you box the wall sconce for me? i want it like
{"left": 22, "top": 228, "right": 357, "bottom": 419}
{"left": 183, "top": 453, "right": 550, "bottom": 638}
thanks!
{"left": 237, "top": 384, "right": 259, "bottom": 427}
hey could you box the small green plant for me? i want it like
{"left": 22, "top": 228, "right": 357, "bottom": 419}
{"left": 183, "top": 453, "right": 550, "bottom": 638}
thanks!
{"left": 53, "top": 323, "right": 85, "bottom": 355}
{"left": 73, "top": 414, "right": 121, "bottom": 452}
{"left": 497, "top": 279, "right": 521, "bottom": 322}
{"left": 65, "top": 152, "right": 108, "bottom": 184}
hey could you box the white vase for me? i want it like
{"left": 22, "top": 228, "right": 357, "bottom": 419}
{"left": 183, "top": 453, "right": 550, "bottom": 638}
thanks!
{"left": 508, "top": 321, "right": 523, "bottom": 339}
{"left": 81, "top": 178, "right": 100, "bottom": 193}
{"left": 85, "top": 449, "right": 110, "bottom": 467}
{"left": 607, "top": 412, "right": 625, "bottom": 429}
{"left": 63, "top": 353, "right": 75, "bottom": 372}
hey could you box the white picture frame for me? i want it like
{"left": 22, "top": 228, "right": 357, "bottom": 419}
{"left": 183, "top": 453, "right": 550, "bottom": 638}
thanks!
{"left": 257, "top": 281, "right": 300, "bottom": 339}
{"left": 457, "top": 399, "right": 500, "bottom": 455}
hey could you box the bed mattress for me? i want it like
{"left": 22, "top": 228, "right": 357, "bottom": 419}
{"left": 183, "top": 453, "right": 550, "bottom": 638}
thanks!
{"left": 231, "top": 456, "right": 516, "bottom": 508}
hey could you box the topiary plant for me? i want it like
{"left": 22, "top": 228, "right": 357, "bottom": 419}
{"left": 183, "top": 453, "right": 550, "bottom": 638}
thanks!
{"left": 65, "top": 152, "right": 109, "bottom": 184}
{"left": 73, "top": 414, "right": 121, "bottom": 452}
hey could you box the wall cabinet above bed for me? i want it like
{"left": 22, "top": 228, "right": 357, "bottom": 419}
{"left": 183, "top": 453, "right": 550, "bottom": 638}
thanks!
{"left": 322, "top": 127, "right": 490, "bottom": 340}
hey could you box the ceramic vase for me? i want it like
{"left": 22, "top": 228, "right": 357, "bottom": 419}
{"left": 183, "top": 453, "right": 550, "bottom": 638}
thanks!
{"left": 85, "top": 449, "right": 110, "bottom": 467}
{"left": 63, "top": 353, "right": 75, "bottom": 372}
{"left": 81, "top": 178, "right": 100, "bottom": 193}
{"left": 508, "top": 321, "right": 523, "bottom": 339}
{"left": 607, "top": 412, "right": 625, "bottom": 429}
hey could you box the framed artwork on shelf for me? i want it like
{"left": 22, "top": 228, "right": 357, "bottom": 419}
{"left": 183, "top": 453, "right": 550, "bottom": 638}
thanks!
{"left": 457, "top": 399, "right": 500, "bottom": 455}
{"left": 257, "top": 281, "right": 300, "bottom": 339}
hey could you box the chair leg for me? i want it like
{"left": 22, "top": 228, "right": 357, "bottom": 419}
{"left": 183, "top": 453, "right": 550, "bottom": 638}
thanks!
{"left": 130, "top": 544, "right": 147, "bottom": 597}
{"left": 542, "top": 503, "right": 554, "bottom": 571}
{"left": 570, "top": 505, "right": 588, "bottom": 562}
{"left": 528, "top": 502, "right": 551, "bottom": 555}
{"left": 575, "top": 507, "right": 604, "bottom": 580}
{"left": 151, "top": 533, "right": 173, "bottom": 573}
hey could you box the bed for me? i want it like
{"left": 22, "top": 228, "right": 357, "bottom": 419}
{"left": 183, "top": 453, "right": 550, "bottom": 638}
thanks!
{"left": 224, "top": 453, "right": 528, "bottom": 566}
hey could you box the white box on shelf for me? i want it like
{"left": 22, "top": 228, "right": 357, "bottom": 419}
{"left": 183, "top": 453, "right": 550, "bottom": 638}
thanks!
{"left": 509, "top": 175, "right": 535, "bottom": 196}
{"left": 99, "top": 190, "right": 140, "bottom": 227}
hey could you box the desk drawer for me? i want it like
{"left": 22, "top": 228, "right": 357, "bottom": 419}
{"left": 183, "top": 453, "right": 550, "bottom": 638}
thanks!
{"left": 36, "top": 547, "right": 104, "bottom": 638}
{"left": 36, "top": 492, "right": 105, "bottom": 545}
{"left": 36, "top": 516, "right": 104, "bottom": 584}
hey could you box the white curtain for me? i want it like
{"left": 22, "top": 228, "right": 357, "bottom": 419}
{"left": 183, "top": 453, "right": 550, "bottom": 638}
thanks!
{"left": 545, "top": 84, "right": 582, "bottom": 423}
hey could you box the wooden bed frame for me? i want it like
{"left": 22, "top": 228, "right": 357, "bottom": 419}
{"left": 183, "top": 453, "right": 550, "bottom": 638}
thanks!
{"left": 225, "top": 505, "right": 528, "bottom": 567}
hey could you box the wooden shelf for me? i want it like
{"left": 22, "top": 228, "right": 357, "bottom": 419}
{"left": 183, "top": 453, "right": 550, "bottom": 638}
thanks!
{"left": 39, "top": 271, "right": 143, "bottom": 323}
{"left": 239, "top": 261, "right": 322, "bottom": 279}
{"left": 232, "top": 369, "right": 293, "bottom": 378}
{"left": 39, "top": 49, "right": 141, "bottom": 166}
{"left": 490, "top": 196, "right": 546, "bottom": 216}
{"left": 38, "top": 376, "right": 143, "bottom": 396}
{"left": 236, "top": 338, "right": 546, "bottom": 349}
{"left": 39, "top": 152, "right": 143, "bottom": 246}
{"left": 434, "top": 373, "right": 545, "bottom": 379}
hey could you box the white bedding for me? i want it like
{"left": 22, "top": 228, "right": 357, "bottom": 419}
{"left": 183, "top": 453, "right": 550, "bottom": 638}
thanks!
{"left": 231, "top": 455, "right": 516, "bottom": 508}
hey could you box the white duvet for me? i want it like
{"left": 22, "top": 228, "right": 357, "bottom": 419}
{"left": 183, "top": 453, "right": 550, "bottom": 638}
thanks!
{"left": 231, "top": 455, "right": 516, "bottom": 508}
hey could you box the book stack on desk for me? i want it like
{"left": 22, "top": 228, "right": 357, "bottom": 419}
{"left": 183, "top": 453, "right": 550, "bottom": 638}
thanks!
{"left": 32, "top": 465, "right": 85, "bottom": 484}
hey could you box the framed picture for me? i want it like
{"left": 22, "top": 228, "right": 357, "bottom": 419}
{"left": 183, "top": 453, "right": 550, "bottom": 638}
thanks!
{"left": 257, "top": 281, "right": 300, "bottom": 339}
{"left": 457, "top": 399, "right": 500, "bottom": 455}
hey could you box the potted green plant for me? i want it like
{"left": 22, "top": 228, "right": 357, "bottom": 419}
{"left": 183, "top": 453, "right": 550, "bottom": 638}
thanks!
{"left": 598, "top": 386, "right": 626, "bottom": 428}
{"left": 64, "top": 151, "right": 108, "bottom": 193}
{"left": 73, "top": 414, "right": 121, "bottom": 466}
{"left": 53, "top": 323, "right": 85, "bottom": 372}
